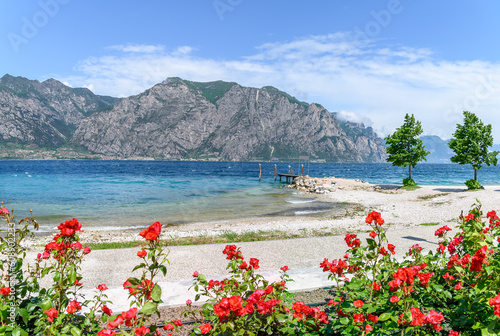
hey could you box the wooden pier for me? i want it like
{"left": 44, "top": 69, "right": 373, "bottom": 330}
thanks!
{"left": 278, "top": 173, "right": 299, "bottom": 183}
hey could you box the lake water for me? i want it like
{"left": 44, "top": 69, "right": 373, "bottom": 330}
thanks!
{"left": 1, "top": 160, "right": 498, "bottom": 232}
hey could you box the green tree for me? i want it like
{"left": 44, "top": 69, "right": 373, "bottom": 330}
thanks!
{"left": 385, "top": 114, "right": 430, "bottom": 185}
{"left": 448, "top": 111, "right": 499, "bottom": 182}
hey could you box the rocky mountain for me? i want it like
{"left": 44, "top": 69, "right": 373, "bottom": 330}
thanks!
{"left": 72, "top": 78, "right": 387, "bottom": 161}
{"left": 0, "top": 74, "right": 118, "bottom": 147}
{"left": 419, "top": 135, "right": 454, "bottom": 163}
{"left": 0, "top": 75, "right": 388, "bottom": 162}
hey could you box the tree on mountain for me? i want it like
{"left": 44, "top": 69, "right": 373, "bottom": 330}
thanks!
{"left": 448, "top": 111, "right": 498, "bottom": 189}
{"left": 385, "top": 114, "right": 430, "bottom": 186}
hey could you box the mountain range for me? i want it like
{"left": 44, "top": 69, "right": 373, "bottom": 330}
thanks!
{"left": 0, "top": 75, "right": 388, "bottom": 162}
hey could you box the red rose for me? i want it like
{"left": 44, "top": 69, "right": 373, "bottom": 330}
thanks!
{"left": 425, "top": 310, "right": 444, "bottom": 323}
{"left": 388, "top": 244, "right": 396, "bottom": 255}
{"left": 83, "top": 246, "right": 91, "bottom": 254}
{"left": 96, "top": 329, "right": 116, "bottom": 336}
{"left": 249, "top": 258, "right": 260, "bottom": 270}
{"left": 369, "top": 231, "right": 377, "bottom": 238}
{"left": 200, "top": 323, "right": 212, "bottom": 334}
{"left": 97, "top": 284, "right": 108, "bottom": 291}
{"left": 353, "top": 313, "right": 365, "bottom": 323}
{"left": 409, "top": 307, "right": 424, "bottom": 326}
{"left": 137, "top": 250, "right": 147, "bottom": 258}
{"left": 108, "top": 315, "right": 124, "bottom": 328}
{"left": 0, "top": 207, "right": 9, "bottom": 215}
{"left": 66, "top": 300, "right": 82, "bottom": 314}
{"left": 390, "top": 295, "right": 400, "bottom": 303}
{"left": 101, "top": 305, "right": 112, "bottom": 316}
{"left": 139, "top": 221, "right": 162, "bottom": 241}
{"left": 368, "top": 313, "right": 379, "bottom": 323}
{"left": 44, "top": 308, "right": 58, "bottom": 323}
{"left": 353, "top": 300, "right": 364, "bottom": 308}
{"left": 0, "top": 287, "right": 11, "bottom": 295}
{"left": 280, "top": 265, "right": 289, "bottom": 271}
{"left": 134, "top": 325, "right": 150, "bottom": 336}
{"left": 163, "top": 323, "right": 174, "bottom": 331}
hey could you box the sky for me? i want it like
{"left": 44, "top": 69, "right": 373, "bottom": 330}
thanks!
{"left": 2, "top": 0, "right": 500, "bottom": 140}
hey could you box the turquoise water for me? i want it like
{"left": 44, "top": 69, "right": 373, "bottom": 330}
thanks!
{"left": 1, "top": 161, "right": 499, "bottom": 232}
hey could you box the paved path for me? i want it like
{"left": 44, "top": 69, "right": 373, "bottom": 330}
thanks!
{"left": 27, "top": 223, "right": 449, "bottom": 312}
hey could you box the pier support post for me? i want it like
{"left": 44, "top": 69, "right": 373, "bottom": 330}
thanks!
{"left": 274, "top": 165, "right": 277, "bottom": 181}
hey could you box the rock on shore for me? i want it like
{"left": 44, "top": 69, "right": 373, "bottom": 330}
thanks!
{"left": 289, "top": 175, "right": 375, "bottom": 193}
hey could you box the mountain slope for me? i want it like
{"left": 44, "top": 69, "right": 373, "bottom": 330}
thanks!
{"left": 72, "top": 78, "right": 387, "bottom": 161}
{"left": 0, "top": 74, "right": 118, "bottom": 147}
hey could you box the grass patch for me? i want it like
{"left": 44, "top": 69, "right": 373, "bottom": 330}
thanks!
{"left": 401, "top": 185, "right": 421, "bottom": 191}
{"left": 87, "top": 240, "right": 147, "bottom": 250}
{"left": 418, "top": 193, "right": 449, "bottom": 200}
{"left": 419, "top": 222, "right": 440, "bottom": 226}
{"left": 330, "top": 203, "right": 366, "bottom": 220}
{"left": 87, "top": 228, "right": 343, "bottom": 250}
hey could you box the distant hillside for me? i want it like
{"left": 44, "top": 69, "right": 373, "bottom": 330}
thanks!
{"left": 419, "top": 135, "right": 500, "bottom": 163}
{"left": 420, "top": 135, "right": 454, "bottom": 163}
{"left": 0, "top": 74, "right": 118, "bottom": 147}
{"left": 0, "top": 75, "right": 388, "bottom": 162}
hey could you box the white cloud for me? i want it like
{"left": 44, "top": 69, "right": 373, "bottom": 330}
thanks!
{"left": 108, "top": 44, "right": 166, "bottom": 54}
{"left": 60, "top": 34, "right": 500, "bottom": 141}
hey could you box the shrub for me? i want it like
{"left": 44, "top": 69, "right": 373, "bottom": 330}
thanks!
{"left": 465, "top": 179, "right": 482, "bottom": 190}
{"left": 402, "top": 178, "right": 417, "bottom": 187}
{"left": 2, "top": 202, "right": 500, "bottom": 335}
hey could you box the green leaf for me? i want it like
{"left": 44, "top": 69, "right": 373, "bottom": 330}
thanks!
{"left": 141, "top": 301, "right": 158, "bottom": 316}
{"left": 126, "top": 277, "right": 141, "bottom": 285}
{"left": 68, "top": 267, "right": 77, "bottom": 285}
{"left": 70, "top": 327, "right": 81, "bottom": 336}
{"left": 379, "top": 313, "right": 391, "bottom": 321}
{"left": 151, "top": 283, "right": 162, "bottom": 302}
{"left": 132, "top": 263, "right": 146, "bottom": 272}
{"left": 276, "top": 314, "right": 287, "bottom": 323}
{"left": 41, "top": 299, "right": 52, "bottom": 311}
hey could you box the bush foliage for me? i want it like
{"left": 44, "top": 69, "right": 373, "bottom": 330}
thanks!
{"left": 1, "top": 202, "right": 500, "bottom": 335}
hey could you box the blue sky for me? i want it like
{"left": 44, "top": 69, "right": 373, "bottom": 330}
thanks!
{"left": 2, "top": 0, "right": 500, "bottom": 140}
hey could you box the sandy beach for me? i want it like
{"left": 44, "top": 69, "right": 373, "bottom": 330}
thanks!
{"left": 23, "top": 178, "right": 500, "bottom": 311}
{"left": 60, "top": 178, "right": 500, "bottom": 246}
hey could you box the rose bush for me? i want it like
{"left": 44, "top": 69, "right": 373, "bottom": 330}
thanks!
{"left": 1, "top": 201, "right": 500, "bottom": 335}
{"left": 318, "top": 203, "right": 500, "bottom": 335}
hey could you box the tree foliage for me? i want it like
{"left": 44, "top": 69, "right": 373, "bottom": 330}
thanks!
{"left": 385, "top": 114, "right": 430, "bottom": 181}
{"left": 448, "top": 111, "right": 498, "bottom": 181}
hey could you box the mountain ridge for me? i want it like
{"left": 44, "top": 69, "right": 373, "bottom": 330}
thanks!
{"left": 0, "top": 74, "right": 388, "bottom": 162}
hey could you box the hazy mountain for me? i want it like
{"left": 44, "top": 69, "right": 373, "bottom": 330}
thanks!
{"left": 420, "top": 135, "right": 454, "bottom": 163}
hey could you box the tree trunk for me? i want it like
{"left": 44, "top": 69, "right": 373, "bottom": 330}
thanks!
{"left": 474, "top": 169, "right": 477, "bottom": 181}
{"left": 409, "top": 166, "right": 412, "bottom": 180}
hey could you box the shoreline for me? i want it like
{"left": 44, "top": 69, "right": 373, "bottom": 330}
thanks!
{"left": 24, "top": 178, "right": 500, "bottom": 249}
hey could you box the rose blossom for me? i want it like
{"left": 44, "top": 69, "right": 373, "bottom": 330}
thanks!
{"left": 137, "top": 249, "right": 147, "bottom": 258}
{"left": 139, "top": 221, "right": 162, "bottom": 241}
{"left": 200, "top": 323, "right": 212, "bottom": 334}
{"left": 97, "top": 284, "right": 108, "bottom": 291}
{"left": 44, "top": 308, "right": 58, "bottom": 323}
